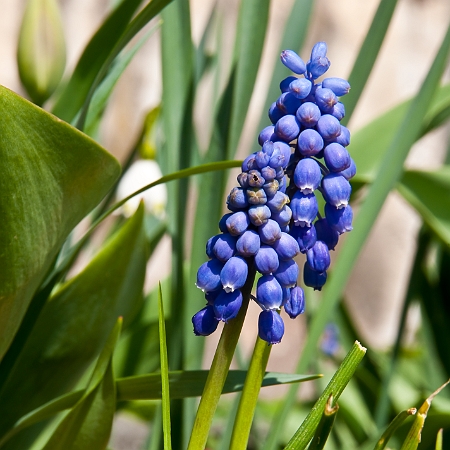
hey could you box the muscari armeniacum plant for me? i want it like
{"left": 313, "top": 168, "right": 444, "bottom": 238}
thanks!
{"left": 193, "top": 42, "right": 355, "bottom": 345}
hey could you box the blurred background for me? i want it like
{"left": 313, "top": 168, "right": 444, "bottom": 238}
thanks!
{"left": 1, "top": 0, "right": 450, "bottom": 448}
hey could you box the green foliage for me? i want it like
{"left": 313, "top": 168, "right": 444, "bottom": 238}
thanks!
{"left": 2, "top": 0, "right": 450, "bottom": 448}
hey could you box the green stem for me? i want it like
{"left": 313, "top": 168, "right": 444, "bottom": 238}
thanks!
{"left": 230, "top": 336, "right": 272, "bottom": 450}
{"left": 373, "top": 408, "right": 417, "bottom": 450}
{"left": 308, "top": 395, "right": 339, "bottom": 450}
{"left": 187, "top": 266, "right": 256, "bottom": 450}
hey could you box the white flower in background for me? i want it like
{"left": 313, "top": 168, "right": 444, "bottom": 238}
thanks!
{"left": 116, "top": 159, "right": 167, "bottom": 218}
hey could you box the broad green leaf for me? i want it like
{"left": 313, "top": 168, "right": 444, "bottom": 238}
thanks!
{"left": 51, "top": 0, "right": 143, "bottom": 121}
{"left": 342, "top": 0, "right": 399, "bottom": 124}
{"left": 398, "top": 167, "right": 450, "bottom": 245}
{"left": 41, "top": 319, "right": 121, "bottom": 450}
{"left": 351, "top": 84, "right": 450, "bottom": 184}
{"left": 0, "top": 86, "right": 120, "bottom": 361}
{"left": 0, "top": 205, "right": 146, "bottom": 438}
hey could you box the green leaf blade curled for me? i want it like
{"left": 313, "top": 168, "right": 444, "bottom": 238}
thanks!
{"left": 0, "top": 205, "right": 147, "bottom": 442}
{"left": 0, "top": 86, "right": 120, "bottom": 362}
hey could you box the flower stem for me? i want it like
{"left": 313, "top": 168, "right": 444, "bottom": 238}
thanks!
{"left": 230, "top": 336, "right": 272, "bottom": 450}
{"left": 187, "top": 266, "right": 256, "bottom": 450}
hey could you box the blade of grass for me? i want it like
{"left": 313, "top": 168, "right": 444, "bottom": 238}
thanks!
{"left": 158, "top": 283, "right": 171, "bottom": 450}
{"left": 341, "top": 0, "right": 399, "bottom": 125}
{"left": 263, "top": 20, "right": 450, "bottom": 450}
{"left": 373, "top": 408, "right": 417, "bottom": 450}
{"left": 284, "top": 341, "right": 366, "bottom": 450}
{"left": 308, "top": 395, "right": 339, "bottom": 450}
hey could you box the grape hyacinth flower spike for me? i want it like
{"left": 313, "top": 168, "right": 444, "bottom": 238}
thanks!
{"left": 192, "top": 42, "right": 355, "bottom": 344}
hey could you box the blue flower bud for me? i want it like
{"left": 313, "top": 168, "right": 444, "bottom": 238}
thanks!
{"left": 296, "top": 102, "right": 321, "bottom": 128}
{"left": 310, "top": 41, "right": 328, "bottom": 60}
{"left": 324, "top": 203, "right": 353, "bottom": 234}
{"left": 226, "top": 211, "right": 250, "bottom": 235}
{"left": 258, "top": 125, "right": 276, "bottom": 146}
{"left": 259, "top": 219, "right": 282, "bottom": 244}
{"left": 220, "top": 256, "right": 248, "bottom": 293}
{"left": 237, "top": 172, "right": 249, "bottom": 188}
{"left": 213, "top": 233, "right": 237, "bottom": 262}
{"left": 278, "top": 175, "right": 287, "bottom": 194}
{"left": 236, "top": 230, "right": 260, "bottom": 256}
{"left": 274, "top": 259, "right": 299, "bottom": 288}
{"left": 192, "top": 305, "right": 219, "bottom": 336}
{"left": 219, "top": 212, "right": 233, "bottom": 232}
{"left": 291, "top": 191, "right": 318, "bottom": 227}
{"left": 297, "top": 129, "right": 324, "bottom": 156}
{"left": 288, "top": 78, "right": 312, "bottom": 99}
{"left": 242, "top": 152, "right": 258, "bottom": 172}
{"left": 258, "top": 310, "right": 285, "bottom": 344}
{"left": 263, "top": 179, "right": 280, "bottom": 198}
{"left": 214, "top": 290, "right": 243, "bottom": 322}
{"left": 269, "top": 102, "right": 284, "bottom": 124}
{"left": 316, "top": 114, "right": 341, "bottom": 140}
{"left": 272, "top": 232, "right": 300, "bottom": 260}
{"left": 294, "top": 157, "right": 322, "bottom": 194}
{"left": 196, "top": 258, "right": 224, "bottom": 292}
{"left": 315, "top": 87, "right": 337, "bottom": 113}
{"left": 227, "top": 186, "right": 248, "bottom": 209}
{"left": 276, "top": 92, "right": 301, "bottom": 115}
{"left": 321, "top": 323, "right": 340, "bottom": 356}
{"left": 306, "top": 240, "right": 330, "bottom": 273}
{"left": 284, "top": 286, "right": 305, "bottom": 318}
{"left": 281, "top": 224, "right": 290, "bottom": 234}
{"left": 266, "top": 191, "right": 290, "bottom": 213}
{"left": 340, "top": 158, "right": 356, "bottom": 180}
{"left": 334, "top": 125, "right": 350, "bottom": 147}
{"left": 246, "top": 187, "right": 267, "bottom": 205}
{"left": 255, "top": 150, "right": 271, "bottom": 169}
{"left": 205, "top": 289, "right": 220, "bottom": 304}
{"left": 315, "top": 218, "right": 339, "bottom": 250}
{"left": 256, "top": 275, "right": 283, "bottom": 309}
{"left": 322, "top": 77, "right": 350, "bottom": 96}
{"left": 303, "top": 262, "right": 327, "bottom": 291}
{"left": 290, "top": 222, "right": 317, "bottom": 253}
{"left": 280, "top": 76, "right": 298, "bottom": 92}
{"left": 206, "top": 234, "right": 220, "bottom": 258}
{"left": 269, "top": 141, "right": 291, "bottom": 169}
{"left": 247, "top": 170, "right": 266, "bottom": 188}
{"left": 262, "top": 140, "right": 275, "bottom": 156}
{"left": 308, "top": 55, "right": 331, "bottom": 79}
{"left": 255, "top": 245, "right": 280, "bottom": 274}
{"left": 331, "top": 102, "right": 345, "bottom": 121}
{"left": 281, "top": 286, "right": 291, "bottom": 304}
{"left": 261, "top": 166, "right": 276, "bottom": 181}
{"left": 271, "top": 205, "right": 292, "bottom": 227}
{"left": 324, "top": 143, "right": 351, "bottom": 172}
{"left": 280, "top": 50, "right": 307, "bottom": 75}
{"left": 275, "top": 115, "right": 301, "bottom": 143}
{"left": 322, "top": 173, "right": 351, "bottom": 209}
{"left": 248, "top": 205, "right": 271, "bottom": 226}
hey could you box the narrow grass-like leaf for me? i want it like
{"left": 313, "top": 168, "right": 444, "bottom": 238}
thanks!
{"left": 398, "top": 167, "right": 450, "bottom": 245}
{"left": 436, "top": 428, "right": 444, "bottom": 450}
{"left": 400, "top": 381, "right": 450, "bottom": 450}
{"left": 308, "top": 395, "right": 339, "bottom": 450}
{"left": 226, "top": 0, "right": 270, "bottom": 158}
{"left": 0, "top": 206, "right": 146, "bottom": 438}
{"left": 41, "top": 318, "right": 122, "bottom": 450}
{"left": 84, "top": 22, "right": 161, "bottom": 136}
{"left": 76, "top": 0, "right": 175, "bottom": 130}
{"left": 373, "top": 408, "right": 417, "bottom": 450}
{"left": 230, "top": 337, "right": 272, "bottom": 450}
{"left": 264, "top": 24, "right": 450, "bottom": 450}
{"left": 252, "top": 0, "right": 315, "bottom": 155}
{"left": 0, "top": 86, "right": 120, "bottom": 363}
{"left": 284, "top": 342, "right": 366, "bottom": 450}
{"left": 51, "top": 0, "right": 143, "bottom": 121}
{"left": 158, "top": 283, "right": 172, "bottom": 450}
{"left": 342, "top": 0, "right": 399, "bottom": 124}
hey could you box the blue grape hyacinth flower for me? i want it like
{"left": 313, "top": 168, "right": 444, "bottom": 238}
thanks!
{"left": 192, "top": 42, "right": 355, "bottom": 344}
